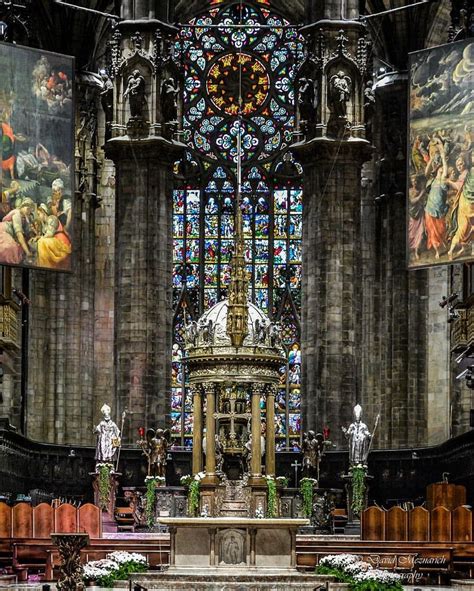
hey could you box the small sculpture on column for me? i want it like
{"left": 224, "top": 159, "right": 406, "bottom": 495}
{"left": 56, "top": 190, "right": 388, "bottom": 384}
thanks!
{"left": 123, "top": 69, "right": 147, "bottom": 120}
{"left": 329, "top": 70, "right": 352, "bottom": 119}
{"left": 161, "top": 76, "right": 179, "bottom": 123}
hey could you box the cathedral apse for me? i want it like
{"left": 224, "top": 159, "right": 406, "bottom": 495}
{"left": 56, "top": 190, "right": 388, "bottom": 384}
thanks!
{"left": 171, "top": 0, "right": 303, "bottom": 450}
{"left": 0, "top": 42, "right": 74, "bottom": 272}
{"left": 408, "top": 38, "right": 474, "bottom": 269}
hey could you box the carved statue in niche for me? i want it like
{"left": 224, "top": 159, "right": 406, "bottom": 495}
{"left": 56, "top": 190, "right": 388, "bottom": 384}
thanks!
{"left": 123, "top": 69, "right": 147, "bottom": 119}
{"left": 364, "top": 79, "right": 375, "bottom": 141}
{"left": 329, "top": 70, "right": 352, "bottom": 119}
{"left": 184, "top": 319, "right": 198, "bottom": 347}
{"left": 99, "top": 70, "right": 113, "bottom": 139}
{"left": 298, "top": 77, "right": 317, "bottom": 124}
{"left": 219, "top": 530, "right": 245, "bottom": 565}
{"left": 160, "top": 77, "right": 179, "bottom": 123}
{"left": 253, "top": 318, "right": 267, "bottom": 344}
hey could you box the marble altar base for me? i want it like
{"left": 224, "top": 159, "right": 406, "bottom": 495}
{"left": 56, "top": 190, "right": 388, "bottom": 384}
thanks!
{"left": 159, "top": 517, "right": 309, "bottom": 569}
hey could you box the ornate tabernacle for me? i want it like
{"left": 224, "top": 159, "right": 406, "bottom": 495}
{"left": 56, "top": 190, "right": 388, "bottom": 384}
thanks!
{"left": 184, "top": 148, "right": 286, "bottom": 515}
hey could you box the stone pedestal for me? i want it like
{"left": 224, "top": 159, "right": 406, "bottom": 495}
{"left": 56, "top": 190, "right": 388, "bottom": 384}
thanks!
{"left": 91, "top": 469, "right": 121, "bottom": 532}
{"left": 342, "top": 472, "right": 373, "bottom": 534}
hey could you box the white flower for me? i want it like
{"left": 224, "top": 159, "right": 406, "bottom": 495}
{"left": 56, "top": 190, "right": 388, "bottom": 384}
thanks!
{"left": 145, "top": 475, "right": 165, "bottom": 484}
{"left": 353, "top": 569, "right": 401, "bottom": 583}
{"left": 344, "top": 560, "right": 371, "bottom": 575}
{"left": 319, "top": 554, "right": 360, "bottom": 569}
{"left": 108, "top": 551, "right": 147, "bottom": 565}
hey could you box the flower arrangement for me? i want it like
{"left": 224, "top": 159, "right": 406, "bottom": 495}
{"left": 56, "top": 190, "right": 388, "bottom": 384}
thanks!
{"left": 275, "top": 476, "right": 288, "bottom": 488}
{"left": 83, "top": 551, "right": 147, "bottom": 587}
{"left": 265, "top": 476, "right": 277, "bottom": 518}
{"left": 316, "top": 554, "right": 403, "bottom": 591}
{"left": 96, "top": 463, "right": 113, "bottom": 511}
{"left": 300, "top": 477, "right": 317, "bottom": 518}
{"left": 181, "top": 472, "right": 205, "bottom": 516}
{"left": 350, "top": 464, "right": 367, "bottom": 517}
{"left": 144, "top": 476, "right": 164, "bottom": 528}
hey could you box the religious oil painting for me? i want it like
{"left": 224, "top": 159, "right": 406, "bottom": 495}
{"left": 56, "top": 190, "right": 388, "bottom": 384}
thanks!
{"left": 0, "top": 42, "right": 74, "bottom": 272}
{"left": 408, "top": 39, "right": 474, "bottom": 269}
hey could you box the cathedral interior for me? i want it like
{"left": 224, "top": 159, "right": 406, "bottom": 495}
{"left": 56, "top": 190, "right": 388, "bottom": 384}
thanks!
{"left": 0, "top": 0, "right": 473, "bottom": 588}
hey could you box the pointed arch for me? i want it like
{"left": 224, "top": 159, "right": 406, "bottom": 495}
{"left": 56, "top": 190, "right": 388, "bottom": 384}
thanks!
{"left": 171, "top": 0, "right": 304, "bottom": 446}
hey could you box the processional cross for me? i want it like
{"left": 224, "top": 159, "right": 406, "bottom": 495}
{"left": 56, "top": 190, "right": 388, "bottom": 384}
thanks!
{"left": 291, "top": 459, "right": 302, "bottom": 487}
{"left": 213, "top": 394, "right": 251, "bottom": 448}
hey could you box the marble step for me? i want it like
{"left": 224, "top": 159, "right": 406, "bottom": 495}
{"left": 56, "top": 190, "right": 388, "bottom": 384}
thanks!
{"left": 117, "top": 570, "right": 335, "bottom": 590}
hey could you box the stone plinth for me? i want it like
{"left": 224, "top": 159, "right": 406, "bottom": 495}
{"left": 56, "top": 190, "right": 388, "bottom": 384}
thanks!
{"left": 159, "top": 517, "right": 308, "bottom": 569}
{"left": 453, "top": 582, "right": 474, "bottom": 590}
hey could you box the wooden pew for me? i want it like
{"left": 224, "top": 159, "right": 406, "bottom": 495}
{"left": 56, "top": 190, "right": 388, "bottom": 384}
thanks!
{"left": 385, "top": 506, "right": 408, "bottom": 541}
{"left": 0, "top": 503, "right": 12, "bottom": 567}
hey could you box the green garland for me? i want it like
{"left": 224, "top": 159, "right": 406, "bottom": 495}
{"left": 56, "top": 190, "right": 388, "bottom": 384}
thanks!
{"left": 145, "top": 478, "right": 159, "bottom": 528}
{"left": 351, "top": 466, "right": 367, "bottom": 517}
{"left": 300, "top": 478, "right": 315, "bottom": 518}
{"left": 94, "top": 559, "right": 147, "bottom": 587}
{"left": 188, "top": 480, "right": 200, "bottom": 516}
{"left": 266, "top": 477, "right": 277, "bottom": 518}
{"left": 97, "top": 463, "right": 112, "bottom": 511}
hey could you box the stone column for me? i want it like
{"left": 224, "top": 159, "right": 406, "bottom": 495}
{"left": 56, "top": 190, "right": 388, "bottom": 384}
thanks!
{"left": 265, "top": 385, "right": 276, "bottom": 477}
{"left": 105, "top": 17, "right": 182, "bottom": 442}
{"left": 250, "top": 384, "right": 263, "bottom": 479}
{"left": 295, "top": 15, "right": 372, "bottom": 448}
{"left": 192, "top": 385, "right": 203, "bottom": 475}
{"left": 106, "top": 140, "right": 180, "bottom": 441}
{"left": 299, "top": 143, "right": 371, "bottom": 447}
{"left": 203, "top": 383, "right": 217, "bottom": 482}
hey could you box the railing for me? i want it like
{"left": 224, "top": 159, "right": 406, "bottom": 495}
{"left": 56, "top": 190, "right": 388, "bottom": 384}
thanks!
{"left": 451, "top": 308, "right": 468, "bottom": 351}
{"left": 0, "top": 300, "right": 20, "bottom": 350}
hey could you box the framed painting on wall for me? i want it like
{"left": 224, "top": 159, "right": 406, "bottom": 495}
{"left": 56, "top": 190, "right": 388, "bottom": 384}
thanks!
{"left": 408, "top": 39, "right": 474, "bottom": 269}
{"left": 0, "top": 42, "right": 74, "bottom": 272}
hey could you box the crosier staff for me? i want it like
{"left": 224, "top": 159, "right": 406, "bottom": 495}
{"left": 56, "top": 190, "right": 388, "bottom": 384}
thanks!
{"left": 367, "top": 413, "right": 380, "bottom": 457}
{"left": 115, "top": 410, "right": 128, "bottom": 472}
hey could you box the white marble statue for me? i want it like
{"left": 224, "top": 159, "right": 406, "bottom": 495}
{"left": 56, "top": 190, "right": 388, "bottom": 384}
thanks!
{"left": 341, "top": 404, "right": 371, "bottom": 467}
{"left": 94, "top": 403, "right": 120, "bottom": 465}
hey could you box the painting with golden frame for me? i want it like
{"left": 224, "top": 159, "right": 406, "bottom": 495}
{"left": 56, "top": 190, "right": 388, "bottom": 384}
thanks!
{"left": 0, "top": 42, "right": 74, "bottom": 272}
{"left": 408, "top": 39, "right": 474, "bottom": 269}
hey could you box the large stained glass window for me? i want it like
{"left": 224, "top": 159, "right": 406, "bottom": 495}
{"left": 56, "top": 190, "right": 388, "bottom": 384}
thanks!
{"left": 172, "top": 0, "right": 303, "bottom": 449}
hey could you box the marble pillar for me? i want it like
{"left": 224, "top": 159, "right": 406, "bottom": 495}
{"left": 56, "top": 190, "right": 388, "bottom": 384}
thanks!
{"left": 203, "top": 383, "right": 217, "bottom": 483}
{"left": 192, "top": 384, "right": 203, "bottom": 475}
{"left": 265, "top": 385, "right": 276, "bottom": 477}
{"left": 250, "top": 384, "right": 263, "bottom": 483}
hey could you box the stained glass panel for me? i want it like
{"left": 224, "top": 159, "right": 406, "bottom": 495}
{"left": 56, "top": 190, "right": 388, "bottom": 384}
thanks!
{"left": 172, "top": 1, "right": 304, "bottom": 445}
